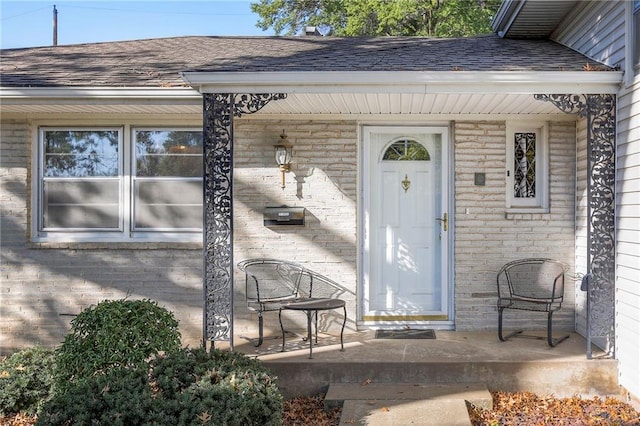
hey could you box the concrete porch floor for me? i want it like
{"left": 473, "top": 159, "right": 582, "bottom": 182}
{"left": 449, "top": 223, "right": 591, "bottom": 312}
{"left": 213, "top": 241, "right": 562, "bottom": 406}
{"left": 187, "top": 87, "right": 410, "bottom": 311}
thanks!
{"left": 232, "top": 330, "right": 618, "bottom": 399}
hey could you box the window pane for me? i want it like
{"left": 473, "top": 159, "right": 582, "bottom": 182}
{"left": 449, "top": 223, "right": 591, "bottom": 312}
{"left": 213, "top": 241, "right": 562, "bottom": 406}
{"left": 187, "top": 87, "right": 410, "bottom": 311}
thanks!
{"left": 134, "top": 180, "right": 203, "bottom": 229}
{"left": 44, "top": 130, "right": 119, "bottom": 177}
{"left": 513, "top": 132, "right": 536, "bottom": 198}
{"left": 383, "top": 139, "right": 430, "bottom": 161}
{"left": 43, "top": 180, "right": 119, "bottom": 228}
{"left": 135, "top": 130, "right": 203, "bottom": 177}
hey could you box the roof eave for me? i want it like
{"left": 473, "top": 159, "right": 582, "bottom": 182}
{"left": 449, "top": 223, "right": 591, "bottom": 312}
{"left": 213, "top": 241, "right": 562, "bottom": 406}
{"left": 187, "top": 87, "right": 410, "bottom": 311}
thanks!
{"left": 491, "top": 0, "right": 526, "bottom": 38}
{"left": 0, "top": 87, "right": 201, "bottom": 102}
{"left": 180, "top": 71, "right": 623, "bottom": 95}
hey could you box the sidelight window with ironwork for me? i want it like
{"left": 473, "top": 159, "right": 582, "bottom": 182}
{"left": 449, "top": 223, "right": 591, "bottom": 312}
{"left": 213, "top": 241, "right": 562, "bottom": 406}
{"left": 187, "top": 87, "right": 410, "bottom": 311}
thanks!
{"left": 505, "top": 122, "right": 549, "bottom": 211}
{"left": 513, "top": 132, "right": 536, "bottom": 198}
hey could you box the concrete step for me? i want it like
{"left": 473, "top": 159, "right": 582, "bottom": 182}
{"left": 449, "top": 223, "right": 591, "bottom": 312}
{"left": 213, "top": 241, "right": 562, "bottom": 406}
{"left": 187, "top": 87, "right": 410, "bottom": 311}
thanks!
{"left": 339, "top": 399, "right": 471, "bottom": 426}
{"left": 325, "top": 382, "right": 492, "bottom": 410}
{"left": 264, "top": 357, "right": 618, "bottom": 399}
{"left": 327, "top": 383, "right": 490, "bottom": 425}
{"left": 250, "top": 331, "right": 617, "bottom": 399}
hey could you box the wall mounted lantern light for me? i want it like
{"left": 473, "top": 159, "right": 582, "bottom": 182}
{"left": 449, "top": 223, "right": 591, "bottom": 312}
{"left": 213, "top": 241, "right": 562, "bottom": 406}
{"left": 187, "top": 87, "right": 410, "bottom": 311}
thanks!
{"left": 274, "top": 130, "right": 292, "bottom": 189}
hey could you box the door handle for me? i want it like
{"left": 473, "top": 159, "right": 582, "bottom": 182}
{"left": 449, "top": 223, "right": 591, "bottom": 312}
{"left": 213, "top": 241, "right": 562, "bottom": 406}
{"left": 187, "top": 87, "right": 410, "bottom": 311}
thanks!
{"left": 436, "top": 213, "right": 448, "bottom": 231}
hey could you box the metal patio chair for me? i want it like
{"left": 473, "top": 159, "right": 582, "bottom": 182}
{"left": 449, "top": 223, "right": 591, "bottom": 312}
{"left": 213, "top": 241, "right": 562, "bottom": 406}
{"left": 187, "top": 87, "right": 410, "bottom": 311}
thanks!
{"left": 237, "top": 258, "right": 311, "bottom": 347}
{"left": 497, "top": 258, "right": 570, "bottom": 347}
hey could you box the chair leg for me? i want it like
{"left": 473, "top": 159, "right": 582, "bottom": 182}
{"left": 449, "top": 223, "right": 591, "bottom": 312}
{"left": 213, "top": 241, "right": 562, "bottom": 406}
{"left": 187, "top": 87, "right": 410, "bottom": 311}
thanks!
{"left": 279, "top": 309, "right": 286, "bottom": 352}
{"left": 339, "top": 305, "right": 346, "bottom": 352}
{"left": 498, "top": 307, "right": 523, "bottom": 342}
{"left": 547, "top": 311, "right": 570, "bottom": 347}
{"left": 245, "top": 314, "right": 264, "bottom": 347}
{"left": 314, "top": 310, "right": 318, "bottom": 343}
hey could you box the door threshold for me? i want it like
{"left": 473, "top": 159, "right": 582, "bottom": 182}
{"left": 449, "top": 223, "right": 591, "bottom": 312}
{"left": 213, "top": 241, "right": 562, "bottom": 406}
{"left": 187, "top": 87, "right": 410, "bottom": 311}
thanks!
{"left": 363, "top": 315, "right": 448, "bottom": 321}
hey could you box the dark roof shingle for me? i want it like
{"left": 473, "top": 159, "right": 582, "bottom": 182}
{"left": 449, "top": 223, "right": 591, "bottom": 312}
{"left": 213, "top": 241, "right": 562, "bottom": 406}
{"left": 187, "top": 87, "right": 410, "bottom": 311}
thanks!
{"left": 0, "top": 35, "right": 612, "bottom": 88}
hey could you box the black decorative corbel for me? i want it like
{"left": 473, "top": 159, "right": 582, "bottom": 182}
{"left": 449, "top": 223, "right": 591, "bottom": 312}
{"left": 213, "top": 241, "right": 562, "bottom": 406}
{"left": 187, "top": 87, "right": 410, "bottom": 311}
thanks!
{"left": 202, "top": 93, "right": 286, "bottom": 348}
{"left": 535, "top": 93, "right": 616, "bottom": 354}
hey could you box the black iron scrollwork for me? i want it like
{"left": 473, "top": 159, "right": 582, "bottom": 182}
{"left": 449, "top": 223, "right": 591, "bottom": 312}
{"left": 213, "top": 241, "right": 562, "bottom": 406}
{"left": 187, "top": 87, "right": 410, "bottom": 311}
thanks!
{"left": 202, "top": 93, "right": 287, "bottom": 346}
{"left": 535, "top": 93, "right": 616, "bottom": 353}
{"left": 234, "top": 93, "right": 288, "bottom": 116}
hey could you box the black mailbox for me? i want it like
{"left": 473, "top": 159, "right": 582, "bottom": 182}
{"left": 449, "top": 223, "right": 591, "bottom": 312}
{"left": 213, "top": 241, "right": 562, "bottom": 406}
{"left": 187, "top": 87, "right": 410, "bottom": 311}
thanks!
{"left": 263, "top": 206, "right": 305, "bottom": 226}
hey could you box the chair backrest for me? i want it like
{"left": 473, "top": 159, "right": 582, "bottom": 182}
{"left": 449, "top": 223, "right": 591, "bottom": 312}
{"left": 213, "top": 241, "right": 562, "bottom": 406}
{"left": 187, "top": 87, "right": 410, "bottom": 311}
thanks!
{"left": 237, "top": 258, "right": 304, "bottom": 302}
{"left": 497, "top": 258, "right": 567, "bottom": 301}
{"left": 292, "top": 268, "right": 344, "bottom": 300}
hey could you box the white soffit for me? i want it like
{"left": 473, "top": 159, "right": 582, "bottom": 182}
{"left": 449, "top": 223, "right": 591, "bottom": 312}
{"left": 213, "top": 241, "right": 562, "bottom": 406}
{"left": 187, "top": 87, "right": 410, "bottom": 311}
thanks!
{"left": 0, "top": 104, "right": 202, "bottom": 114}
{"left": 254, "top": 93, "right": 564, "bottom": 115}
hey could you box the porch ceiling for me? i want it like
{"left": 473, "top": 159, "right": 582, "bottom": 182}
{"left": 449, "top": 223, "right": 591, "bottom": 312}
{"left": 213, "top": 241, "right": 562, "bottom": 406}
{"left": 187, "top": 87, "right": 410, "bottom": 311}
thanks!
{"left": 0, "top": 91, "right": 576, "bottom": 117}
{"left": 252, "top": 92, "right": 567, "bottom": 116}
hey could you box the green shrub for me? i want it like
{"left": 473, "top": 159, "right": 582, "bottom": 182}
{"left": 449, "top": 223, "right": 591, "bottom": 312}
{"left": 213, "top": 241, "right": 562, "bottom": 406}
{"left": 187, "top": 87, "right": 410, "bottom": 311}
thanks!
{"left": 54, "top": 298, "right": 181, "bottom": 388}
{"left": 0, "top": 346, "right": 55, "bottom": 415}
{"left": 38, "top": 348, "right": 283, "bottom": 426}
{"left": 153, "top": 348, "right": 283, "bottom": 425}
{"left": 36, "top": 366, "right": 158, "bottom": 426}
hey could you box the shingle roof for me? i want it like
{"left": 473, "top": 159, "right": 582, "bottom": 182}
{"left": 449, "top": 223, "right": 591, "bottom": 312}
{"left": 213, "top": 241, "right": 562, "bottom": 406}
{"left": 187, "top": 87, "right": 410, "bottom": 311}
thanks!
{"left": 0, "top": 35, "right": 612, "bottom": 88}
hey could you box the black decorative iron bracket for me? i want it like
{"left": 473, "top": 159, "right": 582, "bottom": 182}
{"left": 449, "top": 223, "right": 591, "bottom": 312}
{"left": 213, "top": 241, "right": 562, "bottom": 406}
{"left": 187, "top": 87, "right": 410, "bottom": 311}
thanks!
{"left": 534, "top": 94, "right": 616, "bottom": 355}
{"left": 202, "top": 93, "right": 287, "bottom": 348}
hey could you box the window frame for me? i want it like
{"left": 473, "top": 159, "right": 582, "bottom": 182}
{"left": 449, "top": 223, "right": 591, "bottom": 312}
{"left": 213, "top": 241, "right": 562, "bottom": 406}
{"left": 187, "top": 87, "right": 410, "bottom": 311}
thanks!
{"left": 505, "top": 121, "right": 549, "bottom": 213}
{"left": 33, "top": 124, "right": 203, "bottom": 243}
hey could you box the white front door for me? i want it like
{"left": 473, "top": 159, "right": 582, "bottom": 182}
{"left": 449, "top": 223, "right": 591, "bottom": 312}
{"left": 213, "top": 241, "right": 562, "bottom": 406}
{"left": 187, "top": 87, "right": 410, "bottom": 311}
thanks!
{"left": 361, "top": 126, "right": 450, "bottom": 324}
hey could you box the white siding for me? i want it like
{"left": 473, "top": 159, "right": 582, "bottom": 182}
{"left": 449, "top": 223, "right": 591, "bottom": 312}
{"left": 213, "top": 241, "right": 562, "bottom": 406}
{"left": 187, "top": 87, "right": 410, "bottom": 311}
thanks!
{"left": 555, "top": 0, "right": 640, "bottom": 399}
{"left": 552, "top": 1, "right": 627, "bottom": 69}
{"left": 616, "top": 79, "right": 640, "bottom": 398}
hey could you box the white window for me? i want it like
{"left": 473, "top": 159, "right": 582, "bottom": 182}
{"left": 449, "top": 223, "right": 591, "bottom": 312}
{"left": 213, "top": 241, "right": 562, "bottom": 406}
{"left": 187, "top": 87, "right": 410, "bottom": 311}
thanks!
{"left": 35, "top": 126, "right": 203, "bottom": 242}
{"left": 505, "top": 122, "right": 549, "bottom": 212}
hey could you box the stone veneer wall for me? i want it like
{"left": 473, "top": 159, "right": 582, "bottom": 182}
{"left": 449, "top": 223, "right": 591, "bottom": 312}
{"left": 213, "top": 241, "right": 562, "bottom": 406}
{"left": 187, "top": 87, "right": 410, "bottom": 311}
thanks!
{"left": 1, "top": 117, "right": 577, "bottom": 352}
{"left": 0, "top": 119, "right": 204, "bottom": 352}
{"left": 453, "top": 121, "right": 577, "bottom": 331}
{"left": 232, "top": 119, "right": 358, "bottom": 336}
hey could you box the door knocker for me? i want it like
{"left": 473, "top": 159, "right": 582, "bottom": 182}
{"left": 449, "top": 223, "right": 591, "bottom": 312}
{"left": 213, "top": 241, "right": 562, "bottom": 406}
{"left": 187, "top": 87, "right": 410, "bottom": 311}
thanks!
{"left": 401, "top": 174, "right": 411, "bottom": 193}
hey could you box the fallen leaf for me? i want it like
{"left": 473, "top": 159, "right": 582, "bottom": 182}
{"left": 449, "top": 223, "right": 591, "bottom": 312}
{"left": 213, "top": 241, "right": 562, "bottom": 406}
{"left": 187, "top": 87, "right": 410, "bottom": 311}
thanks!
{"left": 362, "top": 378, "right": 372, "bottom": 386}
{"left": 197, "top": 411, "right": 212, "bottom": 423}
{"left": 381, "top": 406, "right": 390, "bottom": 412}
{"left": 468, "top": 391, "right": 640, "bottom": 426}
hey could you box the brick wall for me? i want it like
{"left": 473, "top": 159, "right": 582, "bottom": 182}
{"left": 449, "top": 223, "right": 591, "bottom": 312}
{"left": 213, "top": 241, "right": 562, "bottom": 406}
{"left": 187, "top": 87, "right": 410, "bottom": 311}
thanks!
{"left": 453, "top": 121, "right": 576, "bottom": 331}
